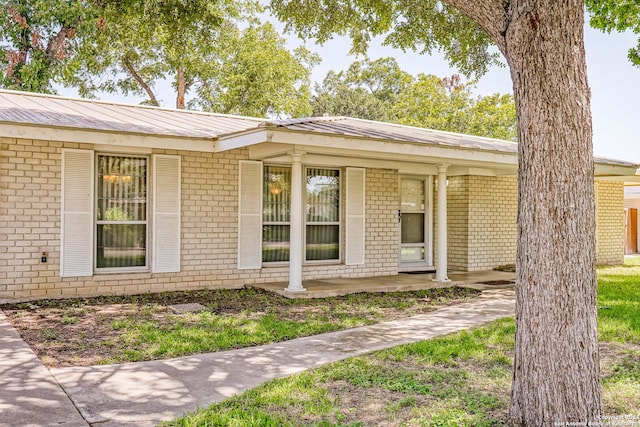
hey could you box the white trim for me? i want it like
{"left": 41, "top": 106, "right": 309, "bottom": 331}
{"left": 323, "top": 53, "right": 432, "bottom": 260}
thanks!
{"left": 238, "top": 160, "right": 264, "bottom": 270}
{"left": 287, "top": 153, "right": 305, "bottom": 290}
{"left": 304, "top": 166, "right": 342, "bottom": 263}
{"left": 345, "top": 167, "right": 366, "bottom": 265}
{"left": 434, "top": 165, "right": 450, "bottom": 282}
{"left": 152, "top": 154, "right": 181, "bottom": 273}
{"left": 398, "top": 175, "right": 434, "bottom": 272}
{"left": 0, "top": 123, "right": 216, "bottom": 153}
{"left": 60, "top": 149, "right": 94, "bottom": 277}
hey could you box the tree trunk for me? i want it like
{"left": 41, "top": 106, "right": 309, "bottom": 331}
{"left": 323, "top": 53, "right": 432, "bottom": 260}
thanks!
{"left": 504, "top": 2, "right": 602, "bottom": 424}
{"left": 123, "top": 60, "right": 159, "bottom": 107}
{"left": 443, "top": 0, "right": 602, "bottom": 424}
{"left": 176, "top": 68, "right": 186, "bottom": 109}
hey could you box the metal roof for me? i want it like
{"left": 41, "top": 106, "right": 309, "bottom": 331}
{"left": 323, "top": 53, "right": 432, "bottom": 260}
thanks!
{"left": 0, "top": 90, "right": 266, "bottom": 138}
{"left": 272, "top": 116, "right": 518, "bottom": 154}
{"left": 272, "top": 117, "right": 637, "bottom": 168}
{"left": 0, "top": 90, "right": 636, "bottom": 168}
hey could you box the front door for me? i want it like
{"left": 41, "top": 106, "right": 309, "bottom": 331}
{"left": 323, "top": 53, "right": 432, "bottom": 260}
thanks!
{"left": 399, "top": 177, "right": 433, "bottom": 271}
{"left": 626, "top": 208, "right": 638, "bottom": 254}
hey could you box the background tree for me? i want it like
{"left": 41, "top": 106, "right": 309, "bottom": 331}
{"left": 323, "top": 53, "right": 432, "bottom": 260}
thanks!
{"left": 311, "top": 57, "right": 412, "bottom": 121}
{"left": 313, "top": 57, "right": 516, "bottom": 140}
{"left": 0, "top": 0, "right": 99, "bottom": 93}
{"left": 393, "top": 73, "right": 517, "bottom": 140}
{"left": 68, "top": 1, "right": 317, "bottom": 116}
{"left": 189, "top": 22, "right": 318, "bottom": 117}
{"left": 271, "top": 0, "right": 601, "bottom": 424}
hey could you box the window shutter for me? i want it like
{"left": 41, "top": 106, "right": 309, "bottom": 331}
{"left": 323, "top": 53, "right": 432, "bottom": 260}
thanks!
{"left": 345, "top": 167, "right": 366, "bottom": 265}
{"left": 61, "top": 149, "right": 94, "bottom": 277}
{"left": 153, "top": 155, "right": 181, "bottom": 273}
{"left": 238, "top": 160, "right": 263, "bottom": 269}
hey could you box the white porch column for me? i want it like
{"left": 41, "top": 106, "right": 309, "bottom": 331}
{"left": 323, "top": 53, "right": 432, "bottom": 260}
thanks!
{"left": 434, "top": 164, "right": 450, "bottom": 282}
{"left": 287, "top": 152, "right": 306, "bottom": 291}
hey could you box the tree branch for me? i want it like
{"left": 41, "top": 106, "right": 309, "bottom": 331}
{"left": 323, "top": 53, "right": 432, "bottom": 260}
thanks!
{"left": 123, "top": 60, "right": 159, "bottom": 106}
{"left": 45, "top": 26, "right": 73, "bottom": 62}
{"left": 441, "top": 0, "right": 509, "bottom": 52}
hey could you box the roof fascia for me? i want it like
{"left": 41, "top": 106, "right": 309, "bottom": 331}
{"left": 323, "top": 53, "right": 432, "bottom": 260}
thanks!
{"left": 594, "top": 163, "right": 639, "bottom": 178}
{"left": 215, "top": 128, "right": 270, "bottom": 152}
{"left": 0, "top": 122, "right": 216, "bottom": 152}
{"left": 263, "top": 128, "right": 519, "bottom": 167}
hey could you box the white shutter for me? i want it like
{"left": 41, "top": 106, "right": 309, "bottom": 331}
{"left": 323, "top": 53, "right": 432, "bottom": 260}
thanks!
{"left": 61, "top": 149, "right": 94, "bottom": 277}
{"left": 153, "top": 155, "right": 181, "bottom": 273}
{"left": 238, "top": 160, "right": 263, "bottom": 269}
{"left": 345, "top": 167, "right": 366, "bottom": 265}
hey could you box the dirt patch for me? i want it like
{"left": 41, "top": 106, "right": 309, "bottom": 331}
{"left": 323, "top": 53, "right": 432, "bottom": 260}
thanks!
{"left": 1, "top": 287, "right": 478, "bottom": 368}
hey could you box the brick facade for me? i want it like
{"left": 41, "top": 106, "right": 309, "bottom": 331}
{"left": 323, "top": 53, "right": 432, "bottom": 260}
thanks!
{"left": 0, "top": 137, "right": 627, "bottom": 301}
{"left": 596, "top": 180, "right": 624, "bottom": 265}
{"left": 443, "top": 176, "right": 622, "bottom": 271}
{"left": 441, "top": 176, "right": 518, "bottom": 271}
{"left": 0, "top": 138, "right": 398, "bottom": 301}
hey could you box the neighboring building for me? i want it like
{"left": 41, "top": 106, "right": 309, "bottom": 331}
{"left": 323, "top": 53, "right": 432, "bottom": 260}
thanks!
{"left": 624, "top": 186, "right": 640, "bottom": 254}
{"left": 0, "top": 90, "right": 636, "bottom": 301}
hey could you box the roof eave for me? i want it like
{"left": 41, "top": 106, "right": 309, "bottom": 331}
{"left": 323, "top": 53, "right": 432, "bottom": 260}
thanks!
{"left": 0, "top": 122, "right": 217, "bottom": 152}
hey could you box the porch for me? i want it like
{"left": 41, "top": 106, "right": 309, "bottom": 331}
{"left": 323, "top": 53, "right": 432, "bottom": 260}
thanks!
{"left": 251, "top": 270, "right": 516, "bottom": 299}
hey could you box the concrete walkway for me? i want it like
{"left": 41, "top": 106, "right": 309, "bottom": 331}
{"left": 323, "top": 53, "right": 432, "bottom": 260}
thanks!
{"left": 0, "top": 311, "right": 88, "bottom": 427}
{"left": 42, "top": 288, "right": 515, "bottom": 427}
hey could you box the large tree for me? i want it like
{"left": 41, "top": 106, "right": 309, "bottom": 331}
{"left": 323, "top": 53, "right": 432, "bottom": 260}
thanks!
{"left": 70, "top": 1, "right": 317, "bottom": 115}
{"left": 272, "top": 0, "right": 601, "bottom": 424}
{"left": 0, "top": 0, "right": 99, "bottom": 93}
{"left": 188, "top": 22, "right": 318, "bottom": 117}
{"left": 2, "top": 0, "right": 317, "bottom": 117}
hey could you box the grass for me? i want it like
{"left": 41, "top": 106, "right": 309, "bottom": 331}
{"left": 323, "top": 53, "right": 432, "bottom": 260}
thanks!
{"left": 99, "top": 288, "right": 474, "bottom": 364}
{"left": 167, "top": 262, "right": 640, "bottom": 426}
{"left": 1, "top": 287, "right": 478, "bottom": 366}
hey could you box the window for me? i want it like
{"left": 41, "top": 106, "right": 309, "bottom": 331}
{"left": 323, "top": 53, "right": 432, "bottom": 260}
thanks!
{"left": 261, "top": 166, "right": 341, "bottom": 263}
{"left": 96, "top": 154, "right": 148, "bottom": 269}
{"left": 262, "top": 166, "right": 291, "bottom": 262}
{"left": 306, "top": 168, "right": 340, "bottom": 261}
{"left": 61, "top": 149, "right": 179, "bottom": 277}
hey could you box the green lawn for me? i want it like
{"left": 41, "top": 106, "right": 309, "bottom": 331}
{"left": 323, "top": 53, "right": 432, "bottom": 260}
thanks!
{"left": 167, "top": 263, "right": 640, "bottom": 426}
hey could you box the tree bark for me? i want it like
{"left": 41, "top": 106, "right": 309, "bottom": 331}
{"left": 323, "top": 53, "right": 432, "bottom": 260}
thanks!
{"left": 506, "top": 2, "right": 601, "bottom": 424}
{"left": 443, "top": 0, "right": 602, "bottom": 424}
{"left": 176, "top": 68, "right": 186, "bottom": 109}
{"left": 123, "top": 60, "right": 159, "bottom": 106}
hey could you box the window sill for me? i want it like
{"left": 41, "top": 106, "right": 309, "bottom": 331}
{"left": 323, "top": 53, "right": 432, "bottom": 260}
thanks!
{"left": 94, "top": 267, "right": 150, "bottom": 275}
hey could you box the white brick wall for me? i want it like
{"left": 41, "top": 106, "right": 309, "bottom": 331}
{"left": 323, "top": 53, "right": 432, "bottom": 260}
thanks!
{"left": 0, "top": 137, "right": 625, "bottom": 301}
{"left": 596, "top": 181, "right": 624, "bottom": 265}
{"left": 440, "top": 176, "right": 624, "bottom": 271}
{"left": 1, "top": 139, "right": 398, "bottom": 301}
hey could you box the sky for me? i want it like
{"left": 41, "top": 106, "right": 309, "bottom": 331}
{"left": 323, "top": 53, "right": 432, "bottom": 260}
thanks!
{"left": 284, "top": 24, "right": 640, "bottom": 163}
{"left": 81, "top": 18, "right": 640, "bottom": 163}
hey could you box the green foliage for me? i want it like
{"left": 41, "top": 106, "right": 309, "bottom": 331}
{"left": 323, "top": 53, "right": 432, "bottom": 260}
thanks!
{"left": 313, "top": 57, "right": 517, "bottom": 140}
{"left": 587, "top": 0, "right": 640, "bottom": 67}
{"left": 66, "top": 0, "right": 253, "bottom": 104}
{"left": 2, "top": 0, "right": 317, "bottom": 117}
{"left": 63, "top": 0, "right": 318, "bottom": 116}
{"left": 0, "top": 0, "right": 100, "bottom": 92}
{"left": 311, "top": 57, "right": 412, "bottom": 121}
{"left": 269, "top": 0, "right": 502, "bottom": 78}
{"left": 190, "top": 22, "right": 319, "bottom": 117}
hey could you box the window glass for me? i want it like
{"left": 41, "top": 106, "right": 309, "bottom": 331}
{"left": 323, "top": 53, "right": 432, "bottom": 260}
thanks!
{"left": 306, "top": 168, "right": 340, "bottom": 261}
{"left": 96, "top": 155, "right": 147, "bottom": 269}
{"left": 263, "top": 166, "right": 291, "bottom": 262}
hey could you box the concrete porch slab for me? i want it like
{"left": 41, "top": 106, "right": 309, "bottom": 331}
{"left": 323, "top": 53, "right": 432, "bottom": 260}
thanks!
{"left": 251, "top": 270, "right": 516, "bottom": 298}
